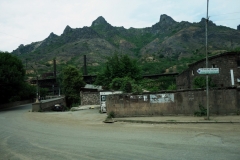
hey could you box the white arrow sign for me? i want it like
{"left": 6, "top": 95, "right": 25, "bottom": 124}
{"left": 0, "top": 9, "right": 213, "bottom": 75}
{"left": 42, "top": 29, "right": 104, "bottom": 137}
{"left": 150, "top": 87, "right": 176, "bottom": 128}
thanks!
{"left": 197, "top": 68, "right": 219, "bottom": 74}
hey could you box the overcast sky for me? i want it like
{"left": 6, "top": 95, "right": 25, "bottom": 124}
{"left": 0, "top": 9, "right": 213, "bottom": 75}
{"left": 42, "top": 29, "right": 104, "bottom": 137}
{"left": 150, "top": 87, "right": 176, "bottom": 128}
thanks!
{"left": 1, "top": 0, "right": 240, "bottom": 52}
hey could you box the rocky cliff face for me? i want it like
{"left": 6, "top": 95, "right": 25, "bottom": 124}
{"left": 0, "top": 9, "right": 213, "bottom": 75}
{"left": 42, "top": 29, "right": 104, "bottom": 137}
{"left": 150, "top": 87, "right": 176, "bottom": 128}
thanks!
{"left": 12, "top": 14, "right": 240, "bottom": 67}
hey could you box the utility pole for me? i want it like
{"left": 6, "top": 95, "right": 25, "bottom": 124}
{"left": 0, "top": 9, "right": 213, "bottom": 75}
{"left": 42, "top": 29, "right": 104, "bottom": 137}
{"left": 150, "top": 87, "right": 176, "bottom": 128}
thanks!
{"left": 59, "top": 87, "right": 61, "bottom": 96}
{"left": 36, "top": 76, "right": 39, "bottom": 102}
{"left": 206, "top": 0, "right": 209, "bottom": 120}
{"left": 25, "top": 58, "right": 27, "bottom": 68}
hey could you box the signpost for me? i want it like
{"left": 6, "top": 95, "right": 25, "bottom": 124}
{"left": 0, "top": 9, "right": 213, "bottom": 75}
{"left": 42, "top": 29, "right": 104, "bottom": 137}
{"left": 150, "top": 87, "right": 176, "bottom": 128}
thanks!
{"left": 197, "top": 67, "right": 219, "bottom": 120}
{"left": 197, "top": 68, "right": 219, "bottom": 75}
{"left": 205, "top": 0, "right": 209, "bottom": 120}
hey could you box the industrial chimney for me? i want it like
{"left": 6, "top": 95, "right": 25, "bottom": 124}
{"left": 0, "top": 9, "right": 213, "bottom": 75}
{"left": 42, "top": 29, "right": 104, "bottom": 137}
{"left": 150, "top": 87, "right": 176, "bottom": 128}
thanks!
{"left": 53, "top": 58, "right": 56, "bottom": 78}
{"left": 83, "top": 55, "right": 88, "bottom": 75}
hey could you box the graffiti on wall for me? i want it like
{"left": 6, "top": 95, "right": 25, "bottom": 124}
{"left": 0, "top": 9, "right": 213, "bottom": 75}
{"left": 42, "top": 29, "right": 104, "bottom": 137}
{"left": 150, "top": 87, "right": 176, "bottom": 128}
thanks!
{"left": 188, "top": 92, "right": 194, "bottom": 101}
{"left": 150, "top": 93, "right": 174, "bottom": 103}
{"left": 130, "top": 95, "right": 148, "bottom": 102}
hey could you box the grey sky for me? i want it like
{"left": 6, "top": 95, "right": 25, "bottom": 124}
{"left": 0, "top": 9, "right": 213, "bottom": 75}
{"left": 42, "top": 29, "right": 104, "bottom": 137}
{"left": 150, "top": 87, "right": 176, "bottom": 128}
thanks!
{"left": 1, "top": 0, "right": 240, "bottom": 52}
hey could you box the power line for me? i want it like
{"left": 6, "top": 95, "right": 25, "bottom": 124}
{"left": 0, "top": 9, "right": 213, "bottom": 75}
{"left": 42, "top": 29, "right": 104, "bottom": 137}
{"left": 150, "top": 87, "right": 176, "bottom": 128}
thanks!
{"left": 210, "top": 11, "right": 240, "bottom": 17}
{"left": 213, "top": 18, "right": 240, "bottom": 22}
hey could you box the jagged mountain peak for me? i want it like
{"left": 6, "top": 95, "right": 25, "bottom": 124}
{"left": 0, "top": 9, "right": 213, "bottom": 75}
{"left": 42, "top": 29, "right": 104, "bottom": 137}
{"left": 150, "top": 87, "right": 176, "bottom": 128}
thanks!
{"left": 151, "top": 14, "right": 177, "bottom": 30}
{"left": 199, "top": 18, "right": 216, "bottom": 27}
{"left": 91, "top": 16, "right": 109, "bottom": 26}
{"left": 63, "top": 25, "right": 73, "bottom": 34}
{"left": 47, "top": 32, "right": 58, "bottom": 39}
{"left": 159, "top": 14, "right": 176, "bottom": 25}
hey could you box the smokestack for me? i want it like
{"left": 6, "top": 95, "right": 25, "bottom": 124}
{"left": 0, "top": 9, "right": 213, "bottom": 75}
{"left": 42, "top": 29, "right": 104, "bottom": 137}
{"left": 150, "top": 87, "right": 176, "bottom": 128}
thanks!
{"left": 25, "top": 58, "right": 27, "bottom": 68}
{"left": 83, "top": 55, "right": 87, "bottom": 75}
{"left": 53, "top": 59, "right": 56, "bottom": 78}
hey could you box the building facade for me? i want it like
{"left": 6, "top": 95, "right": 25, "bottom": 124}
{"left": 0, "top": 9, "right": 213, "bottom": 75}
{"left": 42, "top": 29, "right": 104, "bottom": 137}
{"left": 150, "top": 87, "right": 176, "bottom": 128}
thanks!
{"left": 176, "top": 52, "right": 240, "bottom": 90}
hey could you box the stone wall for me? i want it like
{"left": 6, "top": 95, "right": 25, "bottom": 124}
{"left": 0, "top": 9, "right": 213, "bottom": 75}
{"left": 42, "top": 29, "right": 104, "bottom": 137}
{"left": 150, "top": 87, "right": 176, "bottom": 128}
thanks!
{"left": 237, "top": 88, "right": 240, "bottom": 112}
{"left": 176, "top": 52, "right": 240, "bottom": 90}
{"left": 106, "top": 88, "right": 239, "bottom": 117}
{"left": 80, "top": 92, "right": 100, "bottom": 105}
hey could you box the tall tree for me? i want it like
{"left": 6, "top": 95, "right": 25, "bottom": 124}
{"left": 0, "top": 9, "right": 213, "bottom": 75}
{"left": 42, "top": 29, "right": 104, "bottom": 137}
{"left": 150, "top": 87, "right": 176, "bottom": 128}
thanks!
{"left": 95, "top": 53, "right": 141, "bottom": 89}
{"left": 0, "top": 52, "right": 29, "bottom": 104}
{"left": 62, "top": 65, "right": 85, "bottom": 107}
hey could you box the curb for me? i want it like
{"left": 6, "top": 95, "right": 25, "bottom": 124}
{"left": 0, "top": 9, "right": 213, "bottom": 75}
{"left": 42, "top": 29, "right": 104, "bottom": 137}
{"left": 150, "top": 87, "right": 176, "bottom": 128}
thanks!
{"left": 114, "top": 119, "right": 240, "bottom": 124}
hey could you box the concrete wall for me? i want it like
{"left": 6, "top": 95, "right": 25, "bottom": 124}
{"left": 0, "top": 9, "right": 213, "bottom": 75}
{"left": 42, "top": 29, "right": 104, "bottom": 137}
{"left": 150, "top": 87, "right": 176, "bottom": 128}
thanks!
{"left": 80, "top": 91, "right": 100, "bottom": 105}
{"left": 0, "top": 100, "right": 34, "bottom": 110}
{"left": 107, "top": 88, "right": 239, "bottom": 117}
{"left": 32, "top": 97, "right": 66, "bottom": 112}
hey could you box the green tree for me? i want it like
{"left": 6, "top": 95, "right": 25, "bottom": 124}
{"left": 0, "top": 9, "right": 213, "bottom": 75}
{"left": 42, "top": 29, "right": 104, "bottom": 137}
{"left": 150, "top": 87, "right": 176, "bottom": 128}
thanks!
{"left": 18, "top": 82, "right": 36, "bottom": 101}
{"left": 139, "top": 77, "right": 176, "bottom": 92}
{"left": 95, "top": 53, "right": 141, "bottom": 89}
{"left": 193, "top": 76, "right": 215, "bottom": 89}
{"left": 62, "top": 65, "right": 85, "bottom": 107}
{"left": 110, "top": 77, "right": 143, "bottom": 93}
{"left": 39, "top": 88, "right": 49, "bottom": 98}
{"left": 0, "top": 52, "right": 28, "bottom": 104}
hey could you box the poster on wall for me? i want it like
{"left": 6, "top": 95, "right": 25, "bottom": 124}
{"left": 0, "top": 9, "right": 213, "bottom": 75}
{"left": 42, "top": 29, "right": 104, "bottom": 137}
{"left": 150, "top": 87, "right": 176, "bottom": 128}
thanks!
{"left": 150, "top": 94, "right": 174, "bottom": 103}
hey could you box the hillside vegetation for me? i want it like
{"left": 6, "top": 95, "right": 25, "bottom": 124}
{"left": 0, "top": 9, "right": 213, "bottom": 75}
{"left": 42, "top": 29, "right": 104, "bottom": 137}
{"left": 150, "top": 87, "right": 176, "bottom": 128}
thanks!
{"left": 11, "top": 14, "right": 240, "bottom": 76}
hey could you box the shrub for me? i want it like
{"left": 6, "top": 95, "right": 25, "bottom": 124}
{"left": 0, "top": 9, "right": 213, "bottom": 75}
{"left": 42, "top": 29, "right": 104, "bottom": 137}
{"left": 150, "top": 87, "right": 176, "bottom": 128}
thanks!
{"left": 193, "top": 76, "right": 216, "bottom": 89}
{"left": 194, "top": 104, "right": 207, "bottom": 116}
{"left": 107, "top": 111, "right": 115, "bottom": 118}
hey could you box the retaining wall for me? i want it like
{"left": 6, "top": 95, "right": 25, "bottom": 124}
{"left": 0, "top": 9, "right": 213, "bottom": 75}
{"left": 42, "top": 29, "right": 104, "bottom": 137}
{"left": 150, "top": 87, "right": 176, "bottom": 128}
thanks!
{"left": 0, "top": 100, "right": 34, "bottom": 110}
{"left": 32, "top": 97, "right": 66, "bottom": 112}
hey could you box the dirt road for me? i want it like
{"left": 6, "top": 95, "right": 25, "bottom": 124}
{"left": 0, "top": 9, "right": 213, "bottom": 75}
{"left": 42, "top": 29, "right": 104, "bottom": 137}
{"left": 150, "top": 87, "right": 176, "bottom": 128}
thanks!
{"left": 1, "top": 104, "right": 240, "bottom": 160}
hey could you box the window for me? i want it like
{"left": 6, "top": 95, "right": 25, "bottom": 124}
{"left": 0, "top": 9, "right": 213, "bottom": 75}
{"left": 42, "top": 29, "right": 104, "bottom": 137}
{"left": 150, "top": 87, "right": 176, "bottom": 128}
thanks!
{"left": 101, "top": 95, "right": 106, "bottom": 101}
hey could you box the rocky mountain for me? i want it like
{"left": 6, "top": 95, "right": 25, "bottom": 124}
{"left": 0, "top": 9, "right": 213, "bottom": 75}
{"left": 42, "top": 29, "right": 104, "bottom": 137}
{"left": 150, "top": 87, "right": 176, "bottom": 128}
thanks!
{"left": 12, "top": 14, "right": 240, "bottom": 74}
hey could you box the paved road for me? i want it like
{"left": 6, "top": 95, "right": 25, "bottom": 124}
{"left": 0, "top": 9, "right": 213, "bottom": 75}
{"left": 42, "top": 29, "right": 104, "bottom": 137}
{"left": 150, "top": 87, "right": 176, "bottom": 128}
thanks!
{"left": 0, "top": 104, "right": 240, "bottom": 160}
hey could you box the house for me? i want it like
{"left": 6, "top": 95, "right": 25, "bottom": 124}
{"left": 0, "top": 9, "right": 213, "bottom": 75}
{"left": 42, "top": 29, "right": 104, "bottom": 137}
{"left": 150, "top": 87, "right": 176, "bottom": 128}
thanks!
{"left": 80, "top": 84, "right": 102, "bottom": 105}
{"left": 176, "top": 52, "right": 240, "bottom": 90}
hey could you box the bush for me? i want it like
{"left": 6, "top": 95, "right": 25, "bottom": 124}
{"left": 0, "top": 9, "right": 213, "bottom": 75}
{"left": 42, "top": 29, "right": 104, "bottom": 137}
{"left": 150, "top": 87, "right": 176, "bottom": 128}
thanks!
{"left": 193, "top": 76, "right": 216, "bottom": 89}
{"left": 194, "top": 104, "right": 207, "bottom": 116}
{"left": 107, "top": 111, "right": 115, "bottom": 118}
{"left": 167, "top": 84, "right": 176, "bottom": 90}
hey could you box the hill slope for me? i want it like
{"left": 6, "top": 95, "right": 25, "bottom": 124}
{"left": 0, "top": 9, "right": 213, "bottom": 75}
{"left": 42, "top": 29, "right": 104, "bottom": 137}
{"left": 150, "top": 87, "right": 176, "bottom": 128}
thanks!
{"left": 12, "top": 14, "right": 240, "bottom": 75}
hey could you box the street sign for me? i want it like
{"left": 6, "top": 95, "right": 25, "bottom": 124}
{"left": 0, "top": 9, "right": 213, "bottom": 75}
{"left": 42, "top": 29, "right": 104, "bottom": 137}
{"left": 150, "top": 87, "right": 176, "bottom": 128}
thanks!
{"left": 197, "top": 68, "right": 219, "bottom": 74}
